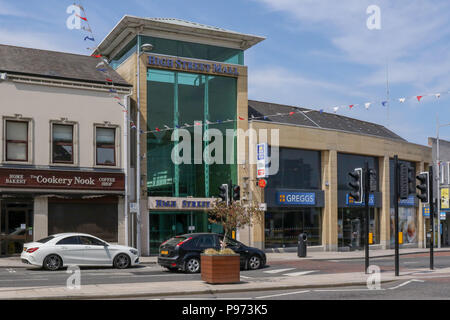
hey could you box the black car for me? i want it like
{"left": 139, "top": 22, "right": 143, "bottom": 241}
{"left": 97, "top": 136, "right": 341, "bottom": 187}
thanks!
{"left": 157, "top": 233, "right": 266, "bottom": 273}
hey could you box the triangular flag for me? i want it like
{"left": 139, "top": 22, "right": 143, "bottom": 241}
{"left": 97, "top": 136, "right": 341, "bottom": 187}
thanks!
{"left": 289, "top": 111, "right": 295, "bottom": 115}
{"left": 333, "top": 107, "right": 339, "bottom": 113}
{"left": 319, "top": 109, "right": 324, "bottom": 114}
{"left": 239, "top": 116, "right": 245, "bottom": 120}
{"left": 381, "top": 101, "right": 388, "bottom": 107}
{"left": 398, "top": 98, "right": 406, "bottom": 103}
{"left": 155, "top": 127, "right": 161, "bottom": 132}
{"left": 417, "top": 96, "right": 423, "bottom": 102}
{"left": 364, "top": 103, "right": 371, "bottom": 109}
{"left": 349, "top": 105, "right": 354, "bottom": 109}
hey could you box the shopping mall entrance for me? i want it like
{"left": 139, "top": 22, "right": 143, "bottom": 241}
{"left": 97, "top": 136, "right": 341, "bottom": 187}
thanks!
{"left": 0, "top": 200, "right": 33, "bottom": 256}
{"left": 338, "top": 207, "right": 379, "bottom": 251}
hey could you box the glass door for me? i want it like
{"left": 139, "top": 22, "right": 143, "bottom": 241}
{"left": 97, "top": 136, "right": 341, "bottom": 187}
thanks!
{"left": 0, "top": 202, "right": 33, "bottom": 256}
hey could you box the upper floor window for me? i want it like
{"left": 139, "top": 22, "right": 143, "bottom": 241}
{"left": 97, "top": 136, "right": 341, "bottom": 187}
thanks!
{"left": 96, "top": 127, "right": 116, "bottom": 166}
{"left": 52, "top": 124, "right": 74, "bottom": 163}
{"left": 5, "top": 120, "right": 28, "bottom": 162}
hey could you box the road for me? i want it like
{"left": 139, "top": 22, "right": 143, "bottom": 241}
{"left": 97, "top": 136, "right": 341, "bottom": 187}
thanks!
{"left": 1, "top": 252, "right": 450, "bottom": 299}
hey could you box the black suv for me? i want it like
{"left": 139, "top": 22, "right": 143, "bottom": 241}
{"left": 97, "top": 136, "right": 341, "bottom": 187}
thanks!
{"left": 157, "top": 233, "right": 266, "bottom": 273}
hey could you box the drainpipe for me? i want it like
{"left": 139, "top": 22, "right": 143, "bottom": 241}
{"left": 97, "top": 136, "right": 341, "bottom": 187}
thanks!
{"left": 124, "top": 91, "right": 132, "bottom": 247}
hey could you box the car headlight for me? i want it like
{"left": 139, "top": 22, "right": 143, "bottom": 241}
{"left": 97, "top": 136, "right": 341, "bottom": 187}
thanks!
{"left": 130, "top": 249, "right": 139, "bottom": 256}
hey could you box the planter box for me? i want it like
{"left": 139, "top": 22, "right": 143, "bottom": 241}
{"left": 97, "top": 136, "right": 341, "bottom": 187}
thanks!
{"left": 201, "top": 254, "right": 240, "bottom": 284}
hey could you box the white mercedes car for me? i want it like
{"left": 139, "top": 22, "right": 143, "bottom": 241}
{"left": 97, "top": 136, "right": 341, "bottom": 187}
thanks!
{"left": 20, "top": 233, "right": 140, "bottom": 271}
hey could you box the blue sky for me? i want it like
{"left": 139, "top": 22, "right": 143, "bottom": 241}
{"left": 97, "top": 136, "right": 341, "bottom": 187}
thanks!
{"left": 1, "top": 0, "right": 449, "bottom": 145}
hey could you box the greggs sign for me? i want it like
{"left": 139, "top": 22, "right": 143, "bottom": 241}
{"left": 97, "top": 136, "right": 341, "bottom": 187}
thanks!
{"left": 0, "top": 168, "right": 124, "bottom": 191}
{"left": 148, "top": 55, "right": 239, "bottom": 77}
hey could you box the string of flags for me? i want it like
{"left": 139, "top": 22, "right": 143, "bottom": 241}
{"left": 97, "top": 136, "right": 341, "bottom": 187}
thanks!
{"left": 141, "top": 89, "right": 450, "bottom": 135}
{"left": 71, "top": 2, "right": 136, "bottom": 129}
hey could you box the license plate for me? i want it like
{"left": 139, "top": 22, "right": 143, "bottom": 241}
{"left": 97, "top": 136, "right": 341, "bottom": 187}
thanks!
{"left": 161, "top": 250, "right": 168, "bottom": 255}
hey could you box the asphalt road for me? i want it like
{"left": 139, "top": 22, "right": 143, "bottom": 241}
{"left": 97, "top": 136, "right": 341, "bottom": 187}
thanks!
{"left": 1, "top": 252, "right": 449, "bottom": 289}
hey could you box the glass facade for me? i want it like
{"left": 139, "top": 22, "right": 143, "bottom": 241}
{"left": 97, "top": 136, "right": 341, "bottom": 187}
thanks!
{"left": 146, "top": 68, "right": 237, "bottom": 253}
{"left": 110, "top": 35, "right": 244, "bottom": 69}
{"left": 337, "top": 153, "right": 380, "bottom": 250}
{"left": 265, "top": 148, "right": 322, "bottom": 248}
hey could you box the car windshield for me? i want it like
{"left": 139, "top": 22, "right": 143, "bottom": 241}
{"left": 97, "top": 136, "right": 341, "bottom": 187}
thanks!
{"left": 163, "top": 236, "right": 188, "bottom": 246}
{"left": 221, "top": 237, "right": 241, "bottom": 247}
{"left": 36, "top": 236, "right": 54, "bottom": 243}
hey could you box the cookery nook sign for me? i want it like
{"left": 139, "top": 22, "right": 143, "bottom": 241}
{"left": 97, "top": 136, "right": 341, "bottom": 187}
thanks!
{"left": 148, "top": 55, "right": 240, "bottom": 77}
{"left": 0, "top": 168, "right": 124, "bottom": 191}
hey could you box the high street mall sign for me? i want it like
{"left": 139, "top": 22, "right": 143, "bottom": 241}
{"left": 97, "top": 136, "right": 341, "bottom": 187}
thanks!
{"left": 0, "top": 168, "right": 124, "bottom": 191}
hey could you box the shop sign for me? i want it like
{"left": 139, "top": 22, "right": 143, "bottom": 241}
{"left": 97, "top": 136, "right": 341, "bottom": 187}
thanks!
{"left": 256, "top": 143, "right": 268, "bottom": 178}
{"left": 276, "top": 192, "right": 316, "bottom": 205}
{"left": 423, "top": 206, "right": 430, "bottom": 217}
{"left": 440, "top": 212, "right": 447, "bottom": 220}
{"left": 149, "top": 197, "right": 215, "bottom": 211}
{"left": 0, "top": 168, "right": 124, "bottom": 191}
{"left": 148, "top": 55, "right": 239, "bottom": 77}
{"left": 399, "top": 194, "right": 416, "bottom": 207}
{"left": 346, "top": 193, "right": 375, "bottom": 206}
{"left": 441, "top": 188, "right": 449, "bottom": 209}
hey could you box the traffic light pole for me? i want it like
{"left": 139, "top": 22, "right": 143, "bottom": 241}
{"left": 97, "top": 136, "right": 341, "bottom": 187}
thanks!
{"left": 429, "top": 166, "right": 434, "bottom": 270}
{"left": 364, "top": 161, "right": 370, "bottom": 274}
{"left": 394, "top": 155, "right": 400, "bottom": 276}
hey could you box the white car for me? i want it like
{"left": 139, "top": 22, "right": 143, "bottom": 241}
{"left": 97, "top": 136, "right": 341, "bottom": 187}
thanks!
{"left": 21, "top": 233, "right": 140, "bottom": 271}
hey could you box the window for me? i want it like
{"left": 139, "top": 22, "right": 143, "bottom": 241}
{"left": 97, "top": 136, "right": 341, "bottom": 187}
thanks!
{"left": 96, "top": 127, "right": 116, "bottom": 166}
{"left": 80, "top": 236, "right": 106, "bottom": 246}
{"left": 195, "top": 235, "right": 216, "bottom": 248}
{"left": 5, "top": 120, "right": 28, "bottom": 161}
{"left": 52, "top": 124, "right": 73, "bottom": 163}
{"left": 56, "top": 236, "right": 81, "bottom": 245}
{"left": 37, "top": 236, "right": 54, "bottom": 244}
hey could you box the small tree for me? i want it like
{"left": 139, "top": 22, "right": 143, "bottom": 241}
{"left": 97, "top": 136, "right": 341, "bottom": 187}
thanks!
{"left": 208, "top": 200, "right": 264, "bottom": 251}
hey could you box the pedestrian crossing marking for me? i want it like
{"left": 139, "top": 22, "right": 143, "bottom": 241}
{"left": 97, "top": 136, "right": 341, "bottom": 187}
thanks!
{"left": 283, "top": 270, "right": 318, "bottom": 277}
{"left": 264, "top": 268, "right": 296, "bottom": 274}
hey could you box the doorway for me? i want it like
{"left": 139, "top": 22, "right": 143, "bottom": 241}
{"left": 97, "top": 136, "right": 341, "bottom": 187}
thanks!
{"left": 338, "top": 207, "right": 379, "bottom": 251}
{"left": 0, "top": 201, "right": 33, "bottom": 256}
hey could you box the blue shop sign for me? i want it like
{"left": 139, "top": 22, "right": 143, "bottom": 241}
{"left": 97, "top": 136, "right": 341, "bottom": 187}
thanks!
{"left": 399, "top": 194, "right": 416, "bottom": 207}
{"left": 423, "top": 206, "right": 430, "bottom": 217}
{"left": 276, "top": 192, "right": 316, "bottom": 206}
{"left": 346, "top": 193, "right": 375, "bottom": 206}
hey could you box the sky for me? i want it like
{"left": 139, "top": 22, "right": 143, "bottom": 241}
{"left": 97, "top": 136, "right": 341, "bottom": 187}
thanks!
{"left": 1, "top": 0, "right": 449, "bottom": 145}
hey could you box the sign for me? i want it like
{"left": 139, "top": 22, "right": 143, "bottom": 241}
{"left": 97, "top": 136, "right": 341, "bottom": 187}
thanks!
{"left": 129, "top": 202, "right": 138, "bottom": 213}
{"left": 398, "top": 194, "right": 416, "bottom": 207}
{"left": 441, "top": 188, "right": 449, "bottom": 209}
{"left": 259, "top": 203, "right": 267, "bottom": 211}
{"left": 148, "top": 197, "right": 215, "bottom": 211}
{"left": 256, "top": 143, "right": 268, "bottom": 178}
{"left": 258, "top": 179, "right": 267, "bottom": 188}
{"left": 346, "top": 193, "right": 375, "bottom": 206}
{"left": 423, "top": 206, "right": 430, "bottom": 217}
{"left": 277, "top": 192, "right": 316, "bottom": 205}
{"left": 0, "top": 168, "right": 124, "bottom": 191}
{"left": 148, "top": 55, "right": 239, "bottom": 77}
{"left": 441, "top": 212, "right": 447, "bottom": 221}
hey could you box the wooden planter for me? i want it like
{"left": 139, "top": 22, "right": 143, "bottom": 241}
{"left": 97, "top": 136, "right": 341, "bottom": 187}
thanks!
{"left": 201, "top": 254, "right": 240, "bottom": 284}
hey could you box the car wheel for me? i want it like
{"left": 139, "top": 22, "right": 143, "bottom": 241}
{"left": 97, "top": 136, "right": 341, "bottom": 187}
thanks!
{"left": 247, "top": 255, "right": 262, "bottom": 270}
{"left": 43, "top": 254, "right": 62, "bottom": 271}
{"left": 113, "top": 253, "right": 131, "bottom": 269}
{"left": 185, "top": 257, "right": 200, "bottom": 273}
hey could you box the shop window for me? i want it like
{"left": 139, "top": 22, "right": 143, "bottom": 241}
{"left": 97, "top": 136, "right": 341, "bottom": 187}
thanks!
{"left": 5, "top": 120, "right": 28, "bottom": 162}
{"left": 96, "top": 127, "right": 116, "bottom": 166}
{"left": 52, "top": 124, "right": 74, "bottom": 163}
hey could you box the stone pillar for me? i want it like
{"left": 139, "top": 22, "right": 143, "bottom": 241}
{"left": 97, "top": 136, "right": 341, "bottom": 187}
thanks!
{"left": 379, "top": 155, "right": 391, "bottom": 249}
{"left": 33, "top": 196, "right": 48, "bottom": 241}
{"left": 321, "top": 150, "right": 338, "bottom": 251}
{"left": 117, "top": 196, "right": 126, "bottom": 245}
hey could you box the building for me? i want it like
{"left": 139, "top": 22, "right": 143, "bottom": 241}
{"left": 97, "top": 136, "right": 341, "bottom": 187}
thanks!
{"left": 96, "top": 16, "right": 432, "bottom": 254}
{"left": 429, "top": 137, "right": 450, "bottom": 247}
{"left": 0, "top": 45, "right": 132, "bottom": 256}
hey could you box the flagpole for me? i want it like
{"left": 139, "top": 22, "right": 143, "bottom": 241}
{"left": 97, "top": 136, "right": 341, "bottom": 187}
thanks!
{"left": 386, "top": 59, "right": 390, "bottom": 128}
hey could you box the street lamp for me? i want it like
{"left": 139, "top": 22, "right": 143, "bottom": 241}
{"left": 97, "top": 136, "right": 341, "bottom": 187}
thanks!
{"left": 135, "top": 41, "right": 154, "bottom": 255}
{"left": 436, "top": 118, "right": 450, "bottom": 248}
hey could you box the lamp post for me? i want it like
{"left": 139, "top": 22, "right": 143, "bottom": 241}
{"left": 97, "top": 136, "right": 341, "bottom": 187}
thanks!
{"left": 436, "top": 118, "right": 450, "bottom": 249}
{"left": 135, "top": 36, "right": 153, "bottom": 255}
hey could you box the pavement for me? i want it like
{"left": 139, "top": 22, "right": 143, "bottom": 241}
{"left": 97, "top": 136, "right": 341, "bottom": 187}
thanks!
{"left": 0, "top": 247, "right": 449, "bottom": 299}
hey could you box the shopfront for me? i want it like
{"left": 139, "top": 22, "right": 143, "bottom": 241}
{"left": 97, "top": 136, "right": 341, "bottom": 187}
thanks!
{"left": 0, "top": 167, "right": 125, "bottom": 255}
{"left": 264, "top": 147, "right": 323, "bottom": 248}
{"left": 337, "top": 153, "right": 381, "bottom": 251}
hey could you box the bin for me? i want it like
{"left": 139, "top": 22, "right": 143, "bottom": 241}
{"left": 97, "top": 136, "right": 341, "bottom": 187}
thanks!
{"left": 298, "top": 233, "right": 307, "bottom": 257}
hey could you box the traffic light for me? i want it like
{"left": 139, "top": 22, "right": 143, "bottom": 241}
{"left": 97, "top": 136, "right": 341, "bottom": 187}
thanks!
{"left": 369, "top": 169, "right": 377, "bottom": 192}
{"left": 407, "top": 166, "right": 415, "bottom": 195}
{"left": 232, "top": 185, "right": 240, "bottom": 201}
{"left": 416, "top": 172, "right": 429, "bottom": 204}
{"left": 348, "top": 168, "right": 363, "bottom": 203}
{"left": 399, "top": 163, "right": 409, "bottom": 200}
{"left": 218, "top": 184, "right": 229, "bottom": 203}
